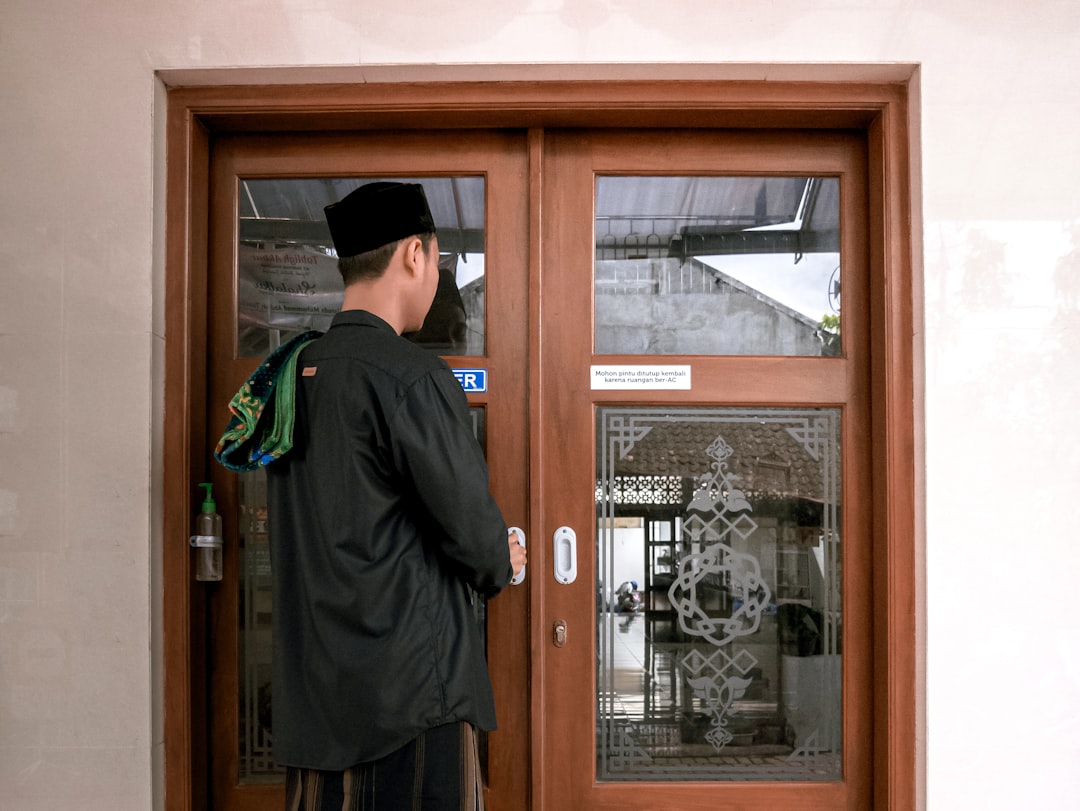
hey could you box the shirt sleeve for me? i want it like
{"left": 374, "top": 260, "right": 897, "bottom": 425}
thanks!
{"left": 389, "top": 366, "right": 513, "bottom": 595}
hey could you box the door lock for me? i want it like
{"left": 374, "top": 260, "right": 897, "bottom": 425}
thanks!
{"left": 553, "top": 619, "right": 567, "bottom": 648}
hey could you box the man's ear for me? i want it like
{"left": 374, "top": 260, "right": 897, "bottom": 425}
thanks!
{"left": 400, "top": 236, "right": 425, "bottom": 276}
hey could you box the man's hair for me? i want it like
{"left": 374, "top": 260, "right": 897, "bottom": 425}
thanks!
{"left": 336, "top": 232, "right": 435, "bottom": 287}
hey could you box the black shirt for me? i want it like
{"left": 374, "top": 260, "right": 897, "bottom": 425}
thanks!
{"left": 267, "top": 309, "right": 512, "bottom": 769}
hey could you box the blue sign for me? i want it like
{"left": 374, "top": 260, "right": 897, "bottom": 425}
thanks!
{"left": 452, "top": 368, "right": 488, "bottom": 393}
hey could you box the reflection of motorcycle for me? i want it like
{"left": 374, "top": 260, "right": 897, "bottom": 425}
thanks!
{"left": 615, "top": 580, "right": 642, "bottom": 613}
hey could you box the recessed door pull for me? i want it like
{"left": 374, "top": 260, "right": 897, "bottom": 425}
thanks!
{"left": 553, "top": 525, "right": 577, "bottom": 584}
{"left": 553, "top": 619, "right": 567, "bottom": 648}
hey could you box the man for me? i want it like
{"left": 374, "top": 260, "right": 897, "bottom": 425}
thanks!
{"left": 266, "top": 181, "right": 526, "bottom": 810}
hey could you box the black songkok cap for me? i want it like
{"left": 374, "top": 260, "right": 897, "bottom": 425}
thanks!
{"left": 324, "top": 182, "right": 436, "bottom": 258}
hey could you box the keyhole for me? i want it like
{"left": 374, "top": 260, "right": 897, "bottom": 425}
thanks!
{"left": 553, "top": 619, "right": 567, "bottom": 647}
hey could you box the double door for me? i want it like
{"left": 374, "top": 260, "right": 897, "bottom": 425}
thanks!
{"left": 202, "top": 126, "right": 872, "bottom": 809}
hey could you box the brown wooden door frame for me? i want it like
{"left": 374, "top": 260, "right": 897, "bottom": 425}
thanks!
{"left": 164, "top": 74, "right": 917, "bottom": 810}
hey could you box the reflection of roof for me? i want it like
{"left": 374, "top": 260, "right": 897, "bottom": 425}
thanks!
{"left": 239, "top": 177, "right": 487, "bottom": 254}
{"left": 237, "top": 176, "right": 838, "bottom": 259}
{"left": 597, "top": 415, "right": 833, "bottom": 501}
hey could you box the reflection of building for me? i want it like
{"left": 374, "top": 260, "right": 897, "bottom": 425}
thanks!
{"left": 596, "top": 257, "right": 834, "bottom": 356}
{"left": 594, "top": 175, "right": 840, "bottom": 358}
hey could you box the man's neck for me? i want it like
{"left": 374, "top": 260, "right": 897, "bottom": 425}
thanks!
{"left": 341, "top": 283, "right": 407, "bottom": 335}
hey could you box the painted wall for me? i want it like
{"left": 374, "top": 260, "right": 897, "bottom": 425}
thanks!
{"left": 2, "top": 1, "right": 1078, "bottom": 809}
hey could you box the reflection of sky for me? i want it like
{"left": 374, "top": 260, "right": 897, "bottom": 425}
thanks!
{"left": 453, "top": 253, "right": 485, "bottom": 288}
{"left": 699, "top": 252, "right": 840, "bottom": 322}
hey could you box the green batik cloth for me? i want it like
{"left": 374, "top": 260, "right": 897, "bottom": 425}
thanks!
{"left": 214, "top": 331, "right": 321, "bottom": 472}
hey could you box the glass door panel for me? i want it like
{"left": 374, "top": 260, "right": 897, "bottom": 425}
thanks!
{"left": 236, "top": 470, "right": 274, "bottom": 784}
{"left": 596, "top": 407, "right": 842, "bottom": 782}
{"left": 595, "top": 176, "right": 841, "bottom": 356}
{"left": 237, "top": 176, "right": 487, "bottom": 358}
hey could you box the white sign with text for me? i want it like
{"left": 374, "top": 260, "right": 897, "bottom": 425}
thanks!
{"left": 590, "top": 365, "right": 692, "bottom": 390}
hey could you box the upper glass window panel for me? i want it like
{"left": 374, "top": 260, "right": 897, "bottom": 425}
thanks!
{"left": 236, "top": 176, "right": 486, "bottom": 358}
{"left": 594, "top": 176, "right": 840, "bottom": 357}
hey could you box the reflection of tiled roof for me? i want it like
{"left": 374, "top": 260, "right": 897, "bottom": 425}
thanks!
{"left": 597, "top": 416, "right": 831, "bottom": 501}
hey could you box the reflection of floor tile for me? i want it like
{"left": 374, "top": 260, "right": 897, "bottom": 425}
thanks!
{"left": 606, "top": 614, "right": 679, "bottom": 722}
{"left": 599, "top": 612, "right": 842, "bottom": 781}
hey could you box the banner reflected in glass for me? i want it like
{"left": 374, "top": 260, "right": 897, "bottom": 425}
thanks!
{"left": 236, "top": 176, "right": 486, "bottom": 358}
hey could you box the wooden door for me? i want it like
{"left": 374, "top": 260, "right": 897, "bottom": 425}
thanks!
{"left": 204, "top": 130, "right": 531, "bottom": 809}
{"left": 536, "top": 128, "right": 874, "bottom": 810}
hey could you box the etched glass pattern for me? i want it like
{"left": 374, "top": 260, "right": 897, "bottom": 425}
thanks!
{"left": 596, "top": 408, "right": 842, "bottom": 781}
{"left": 237, "top": 470, "right": 277, "bottom": 782}
{"left": 594, "top": 176, "right": 841, "bottom": 356}
{"left": 236, "top": 176, "right": 486, "bottom": 358}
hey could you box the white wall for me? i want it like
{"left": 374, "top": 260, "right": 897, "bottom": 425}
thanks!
{"left": 2, "top": 1, "right": 1078, "bottom": 809}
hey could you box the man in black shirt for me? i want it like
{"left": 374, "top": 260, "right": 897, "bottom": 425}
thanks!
{"left": 266, "top": 182, "right": 526, "bottom": 810}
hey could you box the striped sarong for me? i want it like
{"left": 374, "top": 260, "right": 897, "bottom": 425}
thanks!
{"left": 284, "top": 722, "right": 484, "bottom": 811}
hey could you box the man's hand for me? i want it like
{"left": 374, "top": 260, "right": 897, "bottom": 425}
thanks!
{"left": 508, "top": 529, "right": 527, "bottom": 579}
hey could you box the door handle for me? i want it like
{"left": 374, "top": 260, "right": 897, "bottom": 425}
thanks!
{"left": 553, "top": 526, "right": 577, "bottom": 584}
{"left": 509, "top": 526, "right": 526, "bottom": 585}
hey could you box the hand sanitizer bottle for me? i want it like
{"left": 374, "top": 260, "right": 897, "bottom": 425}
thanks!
{"left": 190, "top": 482, "right": 223, "bottom": 582}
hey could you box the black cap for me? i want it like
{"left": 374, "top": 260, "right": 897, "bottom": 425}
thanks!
{"left": 324, "top": 182, "right": 436, "bottom": 258}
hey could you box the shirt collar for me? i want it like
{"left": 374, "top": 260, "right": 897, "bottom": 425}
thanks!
{"left": 329, "top": 309, "right": 395, "bottom": 333}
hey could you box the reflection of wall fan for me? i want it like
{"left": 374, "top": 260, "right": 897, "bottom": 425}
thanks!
{"left": 828, "top": 265, "right": 841, "bottom": 313}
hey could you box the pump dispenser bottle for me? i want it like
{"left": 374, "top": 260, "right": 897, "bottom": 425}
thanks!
{"left": 190, "top": 482, "right": 223, "bottom": 581}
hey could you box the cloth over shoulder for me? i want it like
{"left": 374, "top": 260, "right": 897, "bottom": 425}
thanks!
{"left": 213, "top": 330, "right": 322, "bottom": 472}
